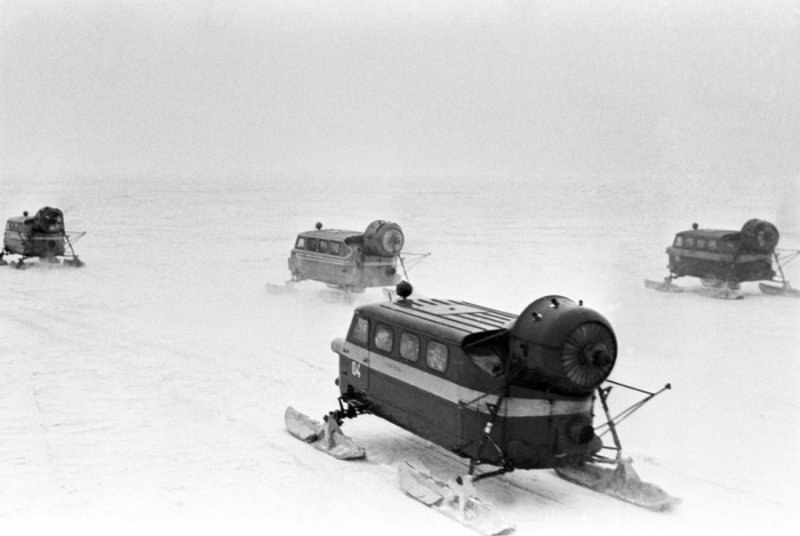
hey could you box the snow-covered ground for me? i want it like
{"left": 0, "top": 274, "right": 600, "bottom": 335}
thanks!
{"left": 1, "top": 174, "right": 798, "bottom": 536}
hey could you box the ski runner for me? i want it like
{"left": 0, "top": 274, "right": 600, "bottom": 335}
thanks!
{"left": 447, "top": 475, "right": 477, "bottom": 519}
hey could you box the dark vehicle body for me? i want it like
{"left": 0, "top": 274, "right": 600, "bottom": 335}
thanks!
{"left": 3, "top": 207, "right": 67, "bottom": 259}
{"left": 288, "top": 284, "right": 676, "bottom": 511}
{"left": 331, "top": 293, "right": 617, "bottom": 469}
{"left": 1, "top": 207, "right": 84, "bottom": 267}
{"left": 666, "top": 228, "right": 775, "bottom": 283}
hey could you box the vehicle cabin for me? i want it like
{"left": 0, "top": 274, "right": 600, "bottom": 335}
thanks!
{"left": 288, "top": 220, "right": 403, "bottom": 291}
{"left": 332, "top": 295, "right": 605, "bottom": 469}
{"left": 292, "top": 229, "right": 355, "bottom": 262}
{"left": 666, "top": 226, "right": 774, "bottom": 283}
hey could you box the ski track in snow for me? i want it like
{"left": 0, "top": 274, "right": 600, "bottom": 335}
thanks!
{"left": 1, "top": 175, "right": 799, "bottom": 536}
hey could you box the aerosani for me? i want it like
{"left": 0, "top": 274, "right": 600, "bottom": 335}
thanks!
{"left": 646, "top": 219, "right": 799, "bottom": 299}
{"left": 1, "top": 207, "right": 85, "bottom": 269}
{"left": 286, "top": 282, "right": 677, "bottom": 534}
{"left": 268, "top": 220, "right": 428, "bottom": 299}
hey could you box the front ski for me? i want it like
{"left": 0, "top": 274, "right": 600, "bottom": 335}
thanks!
{"left": 265, "top": 281, "right": 296, "bottom": 294}
{"left": 644, "top": 278, "right": 683, "bottom": 293}
{"left": 555, "top": 458, "right": 679, "bottom": 512}
{"left": 284, "top": 406, "right": 365, "bottom": 460}
{"left": 398, "top": 461, "right": 514, "bottom": 536}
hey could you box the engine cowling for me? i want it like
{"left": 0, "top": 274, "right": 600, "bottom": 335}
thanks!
{"left": 28, "top": 207, "right": 65, "bottom": 233}
{"left": 508, "top": 296, "right": 617, "bottom": 396}
{"left": 362, "top": 220, "right": 404, "bottom": 257}
{"left": 740, "top": 219, "right": 779, "bottom": 253}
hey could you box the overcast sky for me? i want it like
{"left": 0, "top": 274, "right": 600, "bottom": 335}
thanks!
{"left": 1, "top": 0, "right": 798, "bottom": 179}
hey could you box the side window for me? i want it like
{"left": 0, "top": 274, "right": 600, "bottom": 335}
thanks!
{"left": 426, "top": 341, "right": 448, "bottom": 373}
{"left": 399, "top": 332, "right": 420, "bottom": 362}
{"left": 708, "top": 240, "right": 717, "bottom": 250}
{"left": 295, "top": 237, "right": 306, "bottom": 249}
{"left": 674, "top": 236, "right": 683, "bottom": 247}
{"left": 374, "top": 324, "right": 394, "bottom": 353}
{"left": 329, "top": 242, "right": 341, "bottom": 256}
{"left": 685, "top": 237, "right": 695, "bottom": 247}
{"left": 307, "top": 238, "right": 317, "bottom": 251}
{"left": 697, "top": 239, "right": 706, "bottom": 249}
{"left": 350, "top": 316, "right": 369, "bottom": 346}
{"left": 318, "top": 240, "right": 328, "bottom": 253}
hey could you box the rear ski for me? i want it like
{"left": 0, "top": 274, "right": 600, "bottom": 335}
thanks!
{"left": 556, "top": 382, "right": 679, "bottom": 511}
{"left": 759, "top": 282, "right": 800, "bottom": 298}
{"left": 555, "top": 458, "right": 678, "bottom": 511}
{"left": 399, "top": 461, "right": 514, "bottom": 536}
{"left": 759, "top": 249, "right": 800, "bottom": 297}
{"left": 284, "top": 406, "right": 365, "bottom": 460}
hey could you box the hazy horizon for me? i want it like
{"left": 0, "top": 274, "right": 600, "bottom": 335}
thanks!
{"left": 2, "top": 0, "right": 798, "bottom": 180}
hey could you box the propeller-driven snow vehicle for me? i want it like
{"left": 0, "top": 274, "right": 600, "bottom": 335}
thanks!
{"left": 272, "top": 220, "right": 427, "bottom": 297}
{"left": 286, "top": 283, "right": 677, "bottom": 533}
{"left": 1, "top": 207, "right": 85, "bottom": 268}
{"left": 645, "top": 219, "right": 799, "bottom": 299}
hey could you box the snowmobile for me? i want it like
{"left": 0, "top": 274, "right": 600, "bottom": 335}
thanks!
{"left": 1, "top": 207, "right": 85, "bottom": 269}
{"left": 286, "top": 282, "right": 678, "bottom": 534}
{"left": 645, "top": 219, "right": 799, "bottom": 299}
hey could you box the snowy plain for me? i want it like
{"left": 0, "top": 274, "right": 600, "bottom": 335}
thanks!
{"left": 1, "top": 173, "right": 798, "bottom": 536}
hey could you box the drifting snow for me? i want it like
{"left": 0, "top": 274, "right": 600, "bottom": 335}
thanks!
{"left": 1, "top": 174, "right": 798, "bottom": 536}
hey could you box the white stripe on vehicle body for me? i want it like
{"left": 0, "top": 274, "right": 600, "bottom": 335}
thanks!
{"left": 337, "top": 341, "right": 592, "bottom": 418}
